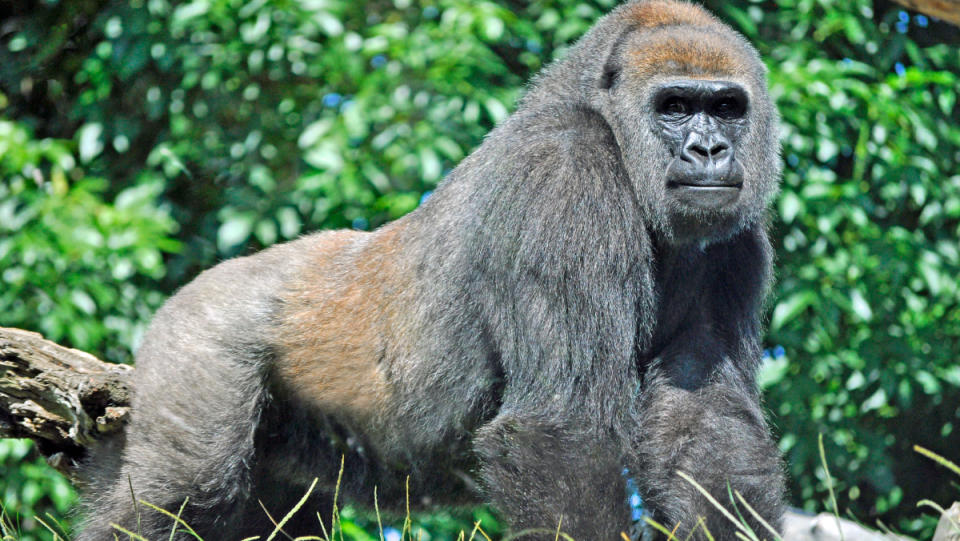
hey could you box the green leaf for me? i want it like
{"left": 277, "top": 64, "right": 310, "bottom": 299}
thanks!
{"left": 483, "top": 16, "right": 505, "bottom": 40}
{"left": 849, "top": 289, "right": 872, "bottom": 321}
{"left": 218, "top": 215, "right": 254, "bottom": 252}
{"left": 860, "top": 388, "right": 888, "bottom": 413}
{"left": 77, "top": 123, "right": 104, "bottom": 163}
{"left": 771, "top": 290, "right": 816, "bottom": 331}
{"left": 70, "top": 289, "right": 96, "bottom": 315}
{"left": 758, "top": 355, "right": 789, "bottom": 390}
{"left": 420, "top": 146, "right": 441, "bottom": 181}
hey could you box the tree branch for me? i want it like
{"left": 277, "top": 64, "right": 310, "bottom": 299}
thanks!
{"left": 890, "top": 0, "right": 960, "bottom": 26}
{"left": 0, "top": 326, "right": 131, "bottom": 480}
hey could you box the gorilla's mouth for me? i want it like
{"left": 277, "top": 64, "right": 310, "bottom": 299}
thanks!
{"left": 665, "top": 155, "right": 745, "bottom": 208}
{"left": 669, "top": 181, "right": 742, "bottom": 190}
{"left": 667, "top": 181, "right": 742, "bottom": 208}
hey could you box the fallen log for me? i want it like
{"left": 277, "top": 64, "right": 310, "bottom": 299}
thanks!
{"left": 933, "top": 501, "right": 960, "bottom": 541}
{"left": 0, "top": 326, "right": 131, "bottom": 481}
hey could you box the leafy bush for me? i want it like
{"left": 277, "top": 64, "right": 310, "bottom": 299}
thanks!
{"left": 0, "top": 115, "right": 177, "bottom": 538}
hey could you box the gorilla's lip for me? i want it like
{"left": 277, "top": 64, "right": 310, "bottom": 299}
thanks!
{"left": 668, "top": 181, "right": 742, "bottom": 208}
{"left": 668, "top": 181, "right": 742, "bottom": 190}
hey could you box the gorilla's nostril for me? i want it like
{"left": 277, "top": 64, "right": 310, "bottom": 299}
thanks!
{"left": 710, "top": 143, "right": 729, "bottom": 156}
{"left": 691, "top": 145, "right": 709, "bottom": 158}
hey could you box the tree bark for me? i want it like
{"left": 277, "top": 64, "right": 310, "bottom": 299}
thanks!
{"left": 0, "top": 326, "right": 132, "bottom": 481}
{"left": 889, "top": 0, "right": 960, "bottom": 26}
{"left": 933, "top": 502, "right": 960, "bottom": 541}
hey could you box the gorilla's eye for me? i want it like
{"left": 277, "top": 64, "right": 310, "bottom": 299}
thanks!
{"left": 711, "top": 96, "right": 746, "bottom": 119}
{"left": 659, "top": 97, "right": 690, "bottom": 117}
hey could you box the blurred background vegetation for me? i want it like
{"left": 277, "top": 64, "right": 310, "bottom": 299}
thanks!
{"left": 0, "top": 0, "right": 958, "bottom": 539}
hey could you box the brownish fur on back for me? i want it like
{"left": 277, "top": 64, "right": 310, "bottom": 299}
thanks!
{"left": 275, "top": 226, "right": 410, "bottom": 423}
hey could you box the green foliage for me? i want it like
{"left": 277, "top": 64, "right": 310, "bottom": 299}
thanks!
{"left": 1, "top": 0, "right": 959, "bottom": 539}
{"left": 0, "top": 440, "right": 75, "bottom": 541}
{"left": 0, "top": 114, "right": 177, "bottom": 539}
{"left": 0, "top": 116, "right": 177, "bottom": 363}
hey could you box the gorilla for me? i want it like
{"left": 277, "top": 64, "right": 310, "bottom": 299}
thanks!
{"left": 77, "top": 1, "right": 786, "bottom": 539}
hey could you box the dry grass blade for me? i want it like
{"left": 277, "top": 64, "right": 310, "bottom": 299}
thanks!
{"left": 914, "top": 445, "right": 960, "bottom": 477}
{"left": 266, "top": 477, "right": 320, "bottom": 541}
{"left": 138, "top": 501, "right": 204, "bottom": 540}
{"left": 467, "top": 520, "right": 487, "bottom": 541}
{"left": 504, "top": 528, "right": 573, "bottom": 541}
{"left": 257, "top": 500, "right": 288, "bottom": 540}
{"left": 918, "top": 500, "right": 960, "bottom": 534}
{"left": 374, "top": 486, "right": 385, "bottom": 541}
{"left": 689, "top": 516, "right": 715, "bottom": 541}
{"left": 733, "top": 490, "right": 782, "bottom": 540}
{"left": 676, "top": 471, "right": 752, "bottom": 539}
{"left": 110, "top": 524, "right": 152, "bottom": 541}
{"left": 128, "top": 476, "right": 142, "bottom": 536}
{"left": 333, "top": 456, "right": 346, "bottom": 541}
{"left": 316, "top": 510, "right": 331, "bottom": 541}
{"left": 643, "top": 517, "right": 679, "bottom": 541}
{"left": 171, "top": 499, "right": 190, "bottom": 541}
{"left": 35, "top": 514, "right": 68, "bottom": 541}
{"left": 402, "top": 477, "right": 412, "bottom": 540}
{"left": 818, "top": 434, "right": 844, "bottom": 541}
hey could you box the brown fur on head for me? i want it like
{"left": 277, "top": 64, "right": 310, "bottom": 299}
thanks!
{"left": 623, "top": 0, "right": 720, "bottom": 28}
{"left": 616, "top": 0, "right": 763, "bottom": 82}
{"left": 575, "top": 1, "right": 778, "bottom": 245}
{"left": 627, "top": 31, "right": 757, "bottom": 79}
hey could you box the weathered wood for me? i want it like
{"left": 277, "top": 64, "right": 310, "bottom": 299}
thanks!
{"left": 0, "top": 326, "right": 132, "bottom": 479}
{"left": 781, "top": 510, "right": 912, "bottom": 541}
{"left": 890, "top": 0, "right": 960, "bottom": 26}
{"left": 933, "top": 502, "right": 960, "bottom": 541}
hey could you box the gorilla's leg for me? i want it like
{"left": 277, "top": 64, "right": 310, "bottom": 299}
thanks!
{"left": 76, "top": 352, "right": 270, "bottom": 540}
{"left": 475, "top": 413, "right": 631, "bottom": 541}
{"left": 633, "top": 358, "right": 785, "bottom": 541}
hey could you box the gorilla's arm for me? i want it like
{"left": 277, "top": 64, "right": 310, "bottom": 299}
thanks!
{"left": 632, "top": 228, "right": 786, "bottom": 540}
{"left": 448, "top": 106, "right": 651, "bottom": 540}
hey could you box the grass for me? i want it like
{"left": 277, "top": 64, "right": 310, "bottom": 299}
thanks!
{"left": 637, "top": 438, "right": 960, "bottom": 541}
{"left": 3, "top": 441, "right": 959, "bottom": 541}
{"left": 101, "top": 456, "right": 502, "bottom": 541}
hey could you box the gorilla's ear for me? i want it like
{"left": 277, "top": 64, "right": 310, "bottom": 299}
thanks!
{"left": 599, "top": 26, "right": 635, "bottom": 91}
{"left": 600, "top": 61, "right": 620, "bottom": 90}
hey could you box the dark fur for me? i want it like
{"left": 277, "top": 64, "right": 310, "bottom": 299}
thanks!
{"left": 77, "top": 2, "right": 785, "bottom": 539}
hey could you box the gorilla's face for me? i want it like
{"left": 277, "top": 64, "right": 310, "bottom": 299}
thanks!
{"left": 597, "top": 26, "right": 781, "bottom": 246}
{"left": 653, "top": 79, "right": 749, "bottom": 210}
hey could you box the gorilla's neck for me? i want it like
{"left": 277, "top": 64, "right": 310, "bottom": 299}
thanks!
{"left": 639, "top": 226, "right": 771, "bottom": 383}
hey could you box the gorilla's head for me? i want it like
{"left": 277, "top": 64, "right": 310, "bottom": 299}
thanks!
{"left": 591, "top": 0, "right": 781, "bottom": 245}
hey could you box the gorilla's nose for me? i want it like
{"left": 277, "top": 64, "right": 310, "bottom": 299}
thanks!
{"left": 679, "top": 131, "right": 735, "bottom": 182}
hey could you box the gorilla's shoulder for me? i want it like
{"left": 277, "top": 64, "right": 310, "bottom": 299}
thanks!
{"left": 512, "top": 103, "right": 615, "bottom": 145}
{"left": 482, "top": 103, "right": 621, "bottom": 177}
